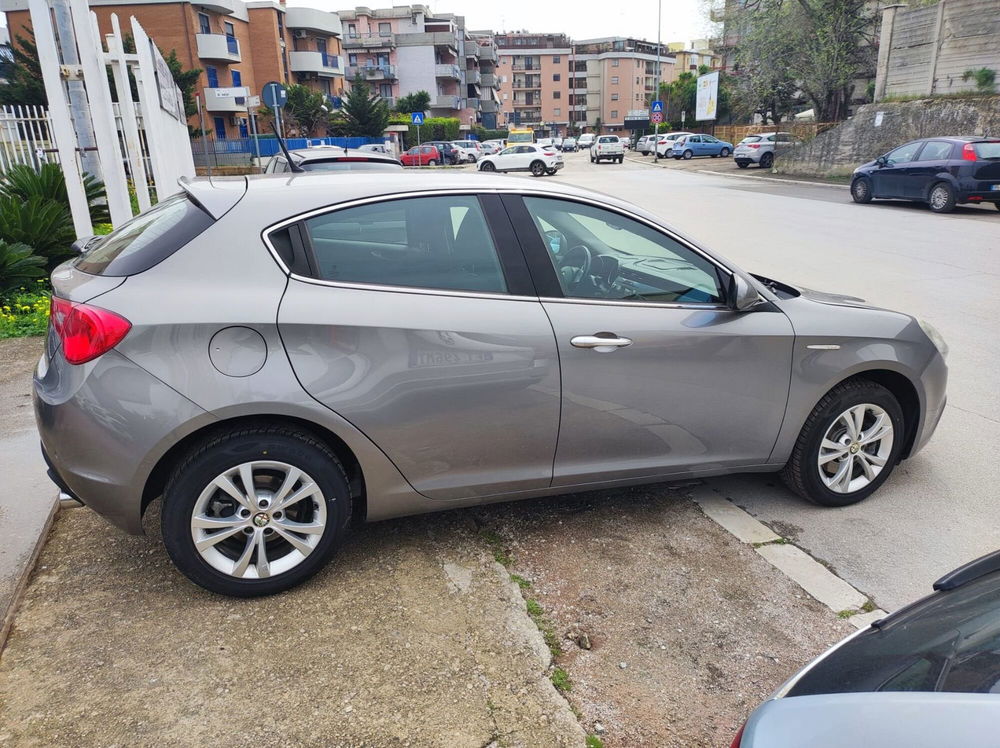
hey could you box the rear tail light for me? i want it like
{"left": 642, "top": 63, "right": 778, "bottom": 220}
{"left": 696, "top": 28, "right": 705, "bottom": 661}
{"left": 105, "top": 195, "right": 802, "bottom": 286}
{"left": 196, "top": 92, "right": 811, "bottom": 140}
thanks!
{"left": 730, "top": 721, "right": 747, "bottom": 748}
{"left": 543, "top": 151, "right": 556, "bottom": 156}
{"left": 748, "top": 144, "right": 761, "bottom": 149}
{"left": 962, "top": 143, "right": 977, "bottom": 161}
{"left": 50, "top": 296, "right": 131, "bottom": 365}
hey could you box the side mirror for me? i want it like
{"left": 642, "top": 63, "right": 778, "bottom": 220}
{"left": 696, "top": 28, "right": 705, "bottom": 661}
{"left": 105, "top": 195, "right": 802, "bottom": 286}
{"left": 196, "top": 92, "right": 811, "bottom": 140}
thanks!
{"left": 875, "top": 156, "right": 887, "bottom": 167}
{"left": 731, "top": 275, "right": 763, "bottom": 312}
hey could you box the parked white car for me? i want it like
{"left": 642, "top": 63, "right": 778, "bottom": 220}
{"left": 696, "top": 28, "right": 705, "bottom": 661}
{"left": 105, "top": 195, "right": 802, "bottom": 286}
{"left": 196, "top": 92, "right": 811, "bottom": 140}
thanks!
{"left": 636, "top": 135, "right": 654, "bottom": 155}
{"left": 654, "top": 132, "right": 694, "bottom": 157}
{"left": 477, "top": 143, "right": 564, "bottom": 176}
{"left": 451, "top": 140, "right": 483, "bottom": 163}
{"left": 480, "top": 139, "right": 504, "bottom": 155}
{"left": 590, "top": 135, "right": 624, "bottom": 163}
{"left": 577, "top": 133, "right": 595, "bottom": 150}
{"left": 734, "top": 132, "right": 801, "bottom": 169}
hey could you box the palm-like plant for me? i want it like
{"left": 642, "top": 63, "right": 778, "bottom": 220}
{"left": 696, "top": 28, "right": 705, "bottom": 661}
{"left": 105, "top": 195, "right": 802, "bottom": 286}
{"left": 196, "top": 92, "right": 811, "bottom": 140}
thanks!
{"left": 0, "top": 240, "right": 46, "bottom": 297}
{"left": 0, "top": 163, "right": 110, "bottom": 224}
{"left": 0, "top": 195, "right": 75, "bottom": 269}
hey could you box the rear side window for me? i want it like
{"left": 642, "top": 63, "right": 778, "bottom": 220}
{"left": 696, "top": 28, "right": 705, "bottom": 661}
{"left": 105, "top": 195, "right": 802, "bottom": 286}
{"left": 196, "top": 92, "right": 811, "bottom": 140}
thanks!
{"left": 75, "top": 194, "right": 213, "bottom": 276}
{"left": 918, "top": 141, "right": 954, "bottom": 161}
{"left": 298, "top": 195, "right": 508, "bottom": 294}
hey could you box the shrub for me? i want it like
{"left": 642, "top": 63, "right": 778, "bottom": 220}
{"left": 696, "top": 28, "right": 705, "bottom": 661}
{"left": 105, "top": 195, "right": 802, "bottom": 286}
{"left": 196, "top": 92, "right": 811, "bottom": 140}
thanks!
{"left": 0, "top": 195, "right": 75, "bottom": 269}
{"left": 0, "top": 162, "right": 109, "bottom": 224}
{"left": 0, "top": 240, "right": 46, "bottom": 297}
{"left": 0, "top": 285, "right": 50, "bottom": 338}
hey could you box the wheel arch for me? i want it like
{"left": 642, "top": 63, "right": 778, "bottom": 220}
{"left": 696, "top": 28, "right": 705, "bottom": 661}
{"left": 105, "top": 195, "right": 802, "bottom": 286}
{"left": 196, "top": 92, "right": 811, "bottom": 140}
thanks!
{"left": 922, "top": 174, "right": 960, "bottom": 201}
{"left": 846, "top": 369, "right": 920, "bottom": 458}
{"left": 141, "top": 414, "right": 368, "bottom": 527}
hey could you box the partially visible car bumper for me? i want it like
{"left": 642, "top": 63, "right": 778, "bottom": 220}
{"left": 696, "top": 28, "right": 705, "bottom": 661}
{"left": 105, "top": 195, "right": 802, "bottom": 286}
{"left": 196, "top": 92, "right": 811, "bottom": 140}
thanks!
{"left": 910, "top": 350, "right": 948, "bottom": 457}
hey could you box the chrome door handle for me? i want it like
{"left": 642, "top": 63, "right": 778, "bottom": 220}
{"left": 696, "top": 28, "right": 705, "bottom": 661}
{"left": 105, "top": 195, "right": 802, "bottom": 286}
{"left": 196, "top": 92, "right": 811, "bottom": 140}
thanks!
{"left": 570, "top": 334, "right": 633, "bottom": 351}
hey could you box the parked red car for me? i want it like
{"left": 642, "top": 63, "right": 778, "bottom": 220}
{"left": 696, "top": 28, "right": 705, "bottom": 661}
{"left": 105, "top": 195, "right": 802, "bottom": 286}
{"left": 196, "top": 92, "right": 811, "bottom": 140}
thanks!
{"left": 400, "top": 145, "right": 442, "bottom": 166}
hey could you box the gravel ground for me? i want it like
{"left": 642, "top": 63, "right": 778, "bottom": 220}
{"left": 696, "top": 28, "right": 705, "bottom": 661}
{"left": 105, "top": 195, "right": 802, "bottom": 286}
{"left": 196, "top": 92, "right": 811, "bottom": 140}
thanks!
{"left": 476, "top": 485, "right": 853, "bottom": 747}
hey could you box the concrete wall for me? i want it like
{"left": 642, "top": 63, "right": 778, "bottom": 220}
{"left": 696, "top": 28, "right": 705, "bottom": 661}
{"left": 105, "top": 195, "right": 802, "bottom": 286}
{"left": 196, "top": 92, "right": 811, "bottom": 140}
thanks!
{"left": 878, "top": 0, "right": 1000, "bottom": 99}
{"left": 777, "top": 95, "right": 1000, "bottom": 177}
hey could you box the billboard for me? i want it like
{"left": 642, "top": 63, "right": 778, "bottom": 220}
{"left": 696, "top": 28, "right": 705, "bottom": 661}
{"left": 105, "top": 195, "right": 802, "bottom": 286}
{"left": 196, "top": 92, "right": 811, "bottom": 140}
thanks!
{"left": 696, "top": 71, "right": 719, "bottom": 121}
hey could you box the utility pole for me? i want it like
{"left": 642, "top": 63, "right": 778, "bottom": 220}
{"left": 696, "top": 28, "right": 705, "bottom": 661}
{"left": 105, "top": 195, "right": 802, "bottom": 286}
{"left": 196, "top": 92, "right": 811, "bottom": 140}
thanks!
{"left": 653, "top": 0, "right": 662, "bottom": 162}
{"left": 51, "top": 0, "right": 99, "bottom": 176}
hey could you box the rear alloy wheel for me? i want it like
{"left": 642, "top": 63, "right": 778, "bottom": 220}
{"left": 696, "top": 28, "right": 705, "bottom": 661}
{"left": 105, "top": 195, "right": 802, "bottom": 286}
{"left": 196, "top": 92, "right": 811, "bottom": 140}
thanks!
{"left": 760, "top": 152, "right": 774, "bottom": 169}
{"left": 530, "top": 160, "right": 546, "bottom": 177}
{"left": 480, "top": 161, "right": 496, "bottom": 172}
{"left": 682, "top": 150, "right": 693, "bottom": 160}
{"left": 781, "top": 380, "right": 904, "bottom": 507}
{"left": 720, "top": 147, "right": 730, "bottom": 157}
{"left": 851, "top": 177, "right": 873, "bottom": 204}
{"left": 427, "top": 159, "right": 437, "bottom": 167}
{"left": 928, "top": 182, "right": 956, "bottom": 213}
{"left": 162, "top": 427, "right": 350, "bottom": 596}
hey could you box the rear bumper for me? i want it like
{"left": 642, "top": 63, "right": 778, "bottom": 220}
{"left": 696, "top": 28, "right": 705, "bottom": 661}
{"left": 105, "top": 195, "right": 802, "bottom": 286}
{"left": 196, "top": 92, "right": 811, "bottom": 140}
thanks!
{"left": 734, "top": 154, "right": 761, "bottom": 164}
{"left": 34, "top": 348, "right": 214, "bottom": 534}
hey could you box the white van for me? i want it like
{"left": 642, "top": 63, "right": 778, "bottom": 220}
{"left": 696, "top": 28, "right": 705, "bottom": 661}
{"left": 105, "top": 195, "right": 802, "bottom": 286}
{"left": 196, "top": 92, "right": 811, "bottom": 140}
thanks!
{"left": 577, "top": 133, "right": 595, "bottom": 149}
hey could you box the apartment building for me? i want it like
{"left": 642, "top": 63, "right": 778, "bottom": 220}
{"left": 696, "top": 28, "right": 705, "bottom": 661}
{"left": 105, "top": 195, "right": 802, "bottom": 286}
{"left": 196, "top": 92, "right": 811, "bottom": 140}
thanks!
{"left": 494, "top": 32, "right": 571, "bottom": 137}
{"left": 337, "top": 4, "right": 500, "bottom": 128}
{"left": 667, "top": 40, "right": 720, "bottom": 74}
{"left": 1, "top": 0, "right": 345, "bottom": 138}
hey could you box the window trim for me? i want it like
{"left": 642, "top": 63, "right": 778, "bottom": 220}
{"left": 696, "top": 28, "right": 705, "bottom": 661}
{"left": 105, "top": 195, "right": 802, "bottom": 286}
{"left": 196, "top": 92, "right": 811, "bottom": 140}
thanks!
{"left": 261, "top": 191, "right": 536, "bottom": 299}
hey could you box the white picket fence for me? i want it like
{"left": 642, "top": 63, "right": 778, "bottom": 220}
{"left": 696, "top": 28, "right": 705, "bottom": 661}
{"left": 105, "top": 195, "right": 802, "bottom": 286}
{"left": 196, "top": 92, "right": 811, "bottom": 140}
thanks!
{"left": 0, "top": 104, "right": 58, "bottom": 171}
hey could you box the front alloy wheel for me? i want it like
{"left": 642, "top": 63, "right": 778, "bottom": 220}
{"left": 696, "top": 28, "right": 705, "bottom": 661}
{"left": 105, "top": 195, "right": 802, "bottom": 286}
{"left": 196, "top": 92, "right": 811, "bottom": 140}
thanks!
{"left": 851, "top": 177, "right": 873, "bottom": 203}
{"left": 816, "top": 404, "right": 894, "bottom": 494}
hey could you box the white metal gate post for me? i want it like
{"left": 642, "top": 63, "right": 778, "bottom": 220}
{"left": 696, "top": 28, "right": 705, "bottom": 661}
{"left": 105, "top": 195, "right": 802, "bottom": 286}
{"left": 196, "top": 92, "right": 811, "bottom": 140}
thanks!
{"left": 28, "top": 0, "right": 92, "bottom": 237}
{"left": 106, "top": 14, "right": 151, "bottom": 212}
{"left": 69, "top": 0, "right": 131, "bottom": 225}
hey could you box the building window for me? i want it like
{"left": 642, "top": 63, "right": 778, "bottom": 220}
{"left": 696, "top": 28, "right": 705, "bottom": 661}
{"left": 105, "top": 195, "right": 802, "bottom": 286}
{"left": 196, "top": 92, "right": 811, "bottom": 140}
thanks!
{"left": 223, "top": 21, "right": 235, "bottom": 38}
{"left": 553, "top": 73, "right": 560, "bottom": 81}
{"left": 553, "top": 55, "right": 560, "bottom": 63}
{"left": 379, "top": 22, "right": 391, "bottom": 36}
{"left": 553, "top": 91, "right": 561, "bottom": 99}
{"left": 611, "top": 93, "right": 619, "bottom": 100}
{"left": 612, "top": 59, "right": 619, "bottom": 67}
{"left": 347, "top": 23, "right": 357, "bottom": 38}
{"left": 348, "top": 53, "right": 358, "bottom": 65}
{"left": 636, "top": 77, "right": 640, "bottom": 84}
{"left": 206, "top": 65, "right": 219, "bottom": 88}
{"left": 231, "top": 69, "right": 242, "bottom": 86}
{"left": 379, "top": 83, "right": 392, "bottom": 98}
{"left": 277, "top": 12, "right": 284, "bottom": 35}
{"left": 611, "top": 76, "right": 619, "bottom": 84}
{"left": 554, "top": 108, "right": 561, "bottom": 116}
{"left": 198, "top": 12, "right": 210, "bottom": 34}
{"left": 611, "top": 110, "right": 618, "bottom": 118}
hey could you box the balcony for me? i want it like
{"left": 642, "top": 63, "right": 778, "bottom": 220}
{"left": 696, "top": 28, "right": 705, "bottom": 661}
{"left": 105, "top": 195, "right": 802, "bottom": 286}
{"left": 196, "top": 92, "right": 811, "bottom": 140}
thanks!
{"left": 481, "top": 73, "right": 497, "bottom": 87}
{"left": 513, "top": 100, "right": 541, "bottom": 107}
{"left": 343, "top": 32, "right": 395, "bottom": 49}
{"left": 466, "top": 97, "right": 480, "bottom": 109}
{"left": 285, "top": 7, "right": 342, "bottom": 36}
{"left": 435, "top": 63, "right": 461, "bottom": 79}
{"left": 465, "top": 69, "right": 481, "bottom": 84}
{"left": 479, "top": 99, "right": 498, "bottom": 113}
{"left": 196, "top": 0, "right": 237, "bottom": 14}
{"left": 511, "top": 65, "right": 540, "bottom": 72}
{"left": 196, "top": 33, "right": 240, "bottom": 63}
{"left": 431, "top": 95, "right": 462, "bottom": 110}
{"left": 289, "top": 51, "right": 343, "bottom": 77}
{"left": 345, "top": 64, "right": 397, "bottom": 80}
{"left": 203, "top": 86, "right": 247, "bottom": 112}
{"left": 512, "top": 81, "right": 541, "bottom": 90}
{"left": 477, "top": 45, "right": 498, "bottom": 62}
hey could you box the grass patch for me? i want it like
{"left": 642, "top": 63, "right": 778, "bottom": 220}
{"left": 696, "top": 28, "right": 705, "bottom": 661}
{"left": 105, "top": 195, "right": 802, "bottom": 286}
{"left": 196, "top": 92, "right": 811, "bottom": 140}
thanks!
{"left": 0, "top": 284, "right": 50, "bottom": 338}
{"left": 586, "top": 736, "right": 604, "bottom": 748}
{"left": 752, "top": 537, "right": 789, "bottom": 548}
{"left": 510, "top": 574, "right": 532, "bottom": 590}
{"left": 479, "top": 528, "right": 514, "bottom": 567}
{"left": 525, "top": 597, "right": 562, "bottom": 657}
{"left": 550, "top": 667, "right": 573, "bottom": 692}
{"left": 837, "top": 609, "right": 855, "bottom": 619}
{"left": 861, "top": 600, "right": 877, "bottom": 613}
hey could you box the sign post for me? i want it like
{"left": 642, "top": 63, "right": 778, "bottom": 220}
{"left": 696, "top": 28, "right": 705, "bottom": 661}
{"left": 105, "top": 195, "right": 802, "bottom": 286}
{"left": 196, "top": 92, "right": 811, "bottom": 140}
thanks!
{"left": 411, "top": 111, "right": 425, "bottom": 147}
{"left": 262, "top": 81, "right": 287, "bottom": 139}
{"left": 651, "top": 100, "right": 664, "bottom": 161}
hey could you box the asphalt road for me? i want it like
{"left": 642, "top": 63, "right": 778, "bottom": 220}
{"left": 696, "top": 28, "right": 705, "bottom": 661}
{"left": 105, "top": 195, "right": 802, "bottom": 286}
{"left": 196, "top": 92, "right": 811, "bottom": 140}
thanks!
{"left": 550, "top": 150, "right": 1000, "bottom": 611}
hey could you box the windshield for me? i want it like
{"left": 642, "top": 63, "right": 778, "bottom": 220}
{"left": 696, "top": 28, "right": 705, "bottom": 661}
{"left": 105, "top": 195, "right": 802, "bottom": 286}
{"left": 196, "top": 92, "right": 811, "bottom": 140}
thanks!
{"left": 301, "top": 160, "right": 401, "bottom": 171}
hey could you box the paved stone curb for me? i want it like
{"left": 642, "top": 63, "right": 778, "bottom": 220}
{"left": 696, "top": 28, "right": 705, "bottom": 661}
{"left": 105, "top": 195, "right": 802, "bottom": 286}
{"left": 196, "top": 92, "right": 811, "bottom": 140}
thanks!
{"left": 623, "top": 154, "right": 848, "bottom": 190}
{"left": 690, "top": 485, "right": 885, "bottom": 627}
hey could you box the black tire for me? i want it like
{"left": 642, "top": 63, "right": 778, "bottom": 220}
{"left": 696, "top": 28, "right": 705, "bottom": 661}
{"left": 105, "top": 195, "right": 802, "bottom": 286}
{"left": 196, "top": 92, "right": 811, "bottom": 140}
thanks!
{"left": 427, "top": 159, "right": 437, "bottom": 166}
{"left": 530, "top": 160, "right": 546, "bottom": 177}
{"left": 760, "top": 152, "right": 774, "bottom": 169}
{"left": 851, "top": 177, "right": 873, "bottom": 204}
{"left": 546, "top": 168, "right": 557, "bottom": 175}
{"left": 720, "top": 147, "right": 730, "bottom": 157}
{"left": 737, "top": 162, "right": 749, "bottom": 169}
{"left": 928, "top": 181, "right": 956, "bottom": 213}
{"left": 480, "top": 161, "right": 496, "bottom": 172}
{"left": 590, "top": 155, "right": 596, "bottom": 163}
{"left": 781, "top": 380, "right": 905, "bottom": 507}
{"left": 682, "top": 150, "right": 693, "bottom": 160}
{"left": 162, "top": 426, "right": 351, "bottom": 596}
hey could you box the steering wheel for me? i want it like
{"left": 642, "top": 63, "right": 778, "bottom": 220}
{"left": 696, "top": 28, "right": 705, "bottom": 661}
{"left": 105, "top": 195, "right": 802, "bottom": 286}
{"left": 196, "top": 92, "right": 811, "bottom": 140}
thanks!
{"left": 560, "top": 244, "right": 593, "bottom": 285}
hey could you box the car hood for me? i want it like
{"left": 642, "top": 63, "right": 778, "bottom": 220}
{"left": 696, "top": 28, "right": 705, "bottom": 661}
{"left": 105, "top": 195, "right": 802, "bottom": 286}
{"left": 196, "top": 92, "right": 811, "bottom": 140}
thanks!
{"left": 752, "top": 273, "right": 871, "bottom": 309}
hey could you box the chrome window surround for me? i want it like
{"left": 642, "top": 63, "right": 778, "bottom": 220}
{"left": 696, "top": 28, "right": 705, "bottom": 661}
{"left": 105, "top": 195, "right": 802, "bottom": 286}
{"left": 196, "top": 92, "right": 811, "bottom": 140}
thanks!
{"left": 261, "top": 187, "right": 736, "bottom": 311}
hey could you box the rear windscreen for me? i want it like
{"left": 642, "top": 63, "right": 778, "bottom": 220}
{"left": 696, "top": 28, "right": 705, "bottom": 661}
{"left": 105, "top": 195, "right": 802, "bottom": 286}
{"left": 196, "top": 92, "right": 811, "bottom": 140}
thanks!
{"left": 75, "top": 193, "right": 213, "bottom": 276}
{"left": 971, "top": 142, "right": 1000, "bottom": 160}
{"left": 742, "top": 136, "right": 763, "bottom": 143}
{"left": 300, "top": 160, "right": 401, "bottom": 171}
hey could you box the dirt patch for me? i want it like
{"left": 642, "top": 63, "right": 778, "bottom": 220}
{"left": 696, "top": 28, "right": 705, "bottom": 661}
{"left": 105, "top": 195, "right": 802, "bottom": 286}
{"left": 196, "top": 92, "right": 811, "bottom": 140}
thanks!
{"left": 0, "top": 507, "right": 583, "bottom": 747}
{"left": 475, "top": 485, "right": 852, "bottom": 747}
{"left": 0, "top": 337, "right": 43, "bottom": 430}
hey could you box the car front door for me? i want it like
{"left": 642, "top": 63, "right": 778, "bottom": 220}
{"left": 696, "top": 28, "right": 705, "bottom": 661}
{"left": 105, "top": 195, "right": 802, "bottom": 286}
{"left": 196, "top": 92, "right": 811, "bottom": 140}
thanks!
{"left": 702, "top": 135, "right": 720, "bottom": 155}
{"left": 871, "top": 141, "right": 923, "bottom": 198}
{"left": 275, "top": 193, "right": 560, "bottom": 500}
{"left": 504, "top": 194, "right": 794, "bottom": 485}
{"left": 496, "top": 145, "right": 519, "bottom": 170}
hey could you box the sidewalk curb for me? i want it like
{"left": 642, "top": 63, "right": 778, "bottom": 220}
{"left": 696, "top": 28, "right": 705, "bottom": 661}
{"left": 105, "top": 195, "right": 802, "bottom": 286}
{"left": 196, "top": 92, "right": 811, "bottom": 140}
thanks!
{"left": 624, "top": 155, "right": 848, "bottom": 190}
{"left": 691, "top": 485, "right": 887, "bottom": 630}
{"left": 0, "top": 494, "right": 59, "bottom": 653}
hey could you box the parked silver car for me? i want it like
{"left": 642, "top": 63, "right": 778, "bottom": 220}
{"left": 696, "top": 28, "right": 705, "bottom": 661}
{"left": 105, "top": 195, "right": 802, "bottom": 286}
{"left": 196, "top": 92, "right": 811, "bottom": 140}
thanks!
{"left": 36, "top": 173, "right": 948, "bottom": 596}
{"left": 734, "top": 132, "right": 801, "bottom": 169}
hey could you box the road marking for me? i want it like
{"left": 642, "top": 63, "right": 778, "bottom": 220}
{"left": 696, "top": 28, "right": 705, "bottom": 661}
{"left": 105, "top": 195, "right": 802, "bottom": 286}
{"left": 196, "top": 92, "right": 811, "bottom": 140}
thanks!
{"left": 691, "top": 484, "right": 884, "bottom": 626}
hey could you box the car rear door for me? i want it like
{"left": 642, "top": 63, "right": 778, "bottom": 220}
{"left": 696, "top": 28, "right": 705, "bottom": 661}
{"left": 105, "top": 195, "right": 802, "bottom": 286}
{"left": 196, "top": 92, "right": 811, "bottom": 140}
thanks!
{"left": 275, "top": 193, "right": 560, "bottom": 500}
{"left": 901, "top": 140, "right": 955, "bottom": 199}
{"left": 503, "top": 194, "right": 794, "bottom": 485}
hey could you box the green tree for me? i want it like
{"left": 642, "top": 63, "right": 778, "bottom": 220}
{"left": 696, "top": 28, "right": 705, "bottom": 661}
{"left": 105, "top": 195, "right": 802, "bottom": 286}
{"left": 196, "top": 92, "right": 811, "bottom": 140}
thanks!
{"left": 162, "top": 48, "right": 202, "bottom": 119}
{"left": 341, "top": 76, "right": 390, "bottom": 138}
{"left": 394, "top": 90, "right": 430, "bottom": 114}
{"left": 282, "top": 84, "right": 330, "bottom": 136}
{"left": 0, "top": 30, "right": 46, "bottom": 106}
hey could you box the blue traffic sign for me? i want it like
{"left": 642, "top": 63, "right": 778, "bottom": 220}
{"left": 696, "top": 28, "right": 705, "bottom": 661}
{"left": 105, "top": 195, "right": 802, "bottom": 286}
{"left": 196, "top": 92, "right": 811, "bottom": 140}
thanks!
{"left": 651, "top": 100, "right": 664, "bottom": 113}
{"left": 410, "top": 112, "right": 425, "bottom": 125}
{"left": 262, "top": 81, "right": 287, "bottom": 109}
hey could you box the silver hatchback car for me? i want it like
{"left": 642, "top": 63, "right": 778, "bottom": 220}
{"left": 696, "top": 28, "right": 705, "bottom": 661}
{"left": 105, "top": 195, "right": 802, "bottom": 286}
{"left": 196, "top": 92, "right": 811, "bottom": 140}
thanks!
{"left": 36, "top": 173, "right": 948, "bottom": 596}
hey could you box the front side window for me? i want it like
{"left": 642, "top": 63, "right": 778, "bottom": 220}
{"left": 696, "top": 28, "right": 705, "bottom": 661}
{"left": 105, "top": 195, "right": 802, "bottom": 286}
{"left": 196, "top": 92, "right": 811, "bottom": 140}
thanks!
{"left": 522, "top": 197, "right": 725, "bottom": 304}
{"left": 885, "top": 141, "right": 922, "bottom": 165}
{"left": 299, "top": 196, "right": 507, "bottom": 293}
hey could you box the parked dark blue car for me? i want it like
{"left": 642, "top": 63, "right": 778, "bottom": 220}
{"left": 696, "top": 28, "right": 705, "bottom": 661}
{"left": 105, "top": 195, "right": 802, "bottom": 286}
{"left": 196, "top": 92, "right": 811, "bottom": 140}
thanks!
{"left": 851, "top": 136, "right": 1000, "bottom": 214}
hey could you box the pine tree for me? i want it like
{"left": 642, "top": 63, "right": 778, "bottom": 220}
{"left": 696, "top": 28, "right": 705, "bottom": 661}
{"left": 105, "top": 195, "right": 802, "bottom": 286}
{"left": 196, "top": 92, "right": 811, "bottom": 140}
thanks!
{"left": 0, "top": 29, "right": 47, "bottom": 106}
{"left": 341, "top": 76, "right": 389, "bottom": 138}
